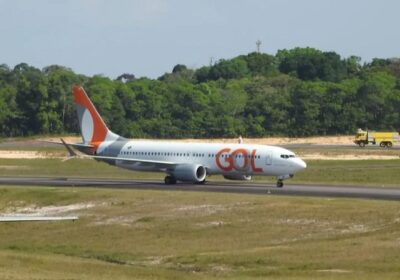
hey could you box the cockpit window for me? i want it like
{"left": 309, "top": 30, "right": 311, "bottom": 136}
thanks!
{"left": 281, "top": 154, "right": 295, "bottom": 159}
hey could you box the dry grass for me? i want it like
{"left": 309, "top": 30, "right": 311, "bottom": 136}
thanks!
{"left": 0, "top": 187, "right": 400, "bottom": 279}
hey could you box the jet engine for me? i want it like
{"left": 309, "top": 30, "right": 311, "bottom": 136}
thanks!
{"left": 277, "top": 174, "right": 294, "bottom": 180}
{"left": 171, "top": 164, "right": 207, "bottom": 183}
{"left": 223, "top": 174, "right": 252, "bottom": 181}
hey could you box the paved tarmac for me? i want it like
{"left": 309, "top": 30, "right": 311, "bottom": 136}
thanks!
{"left": 0, "top": 177, "right": 399, "bottom": 201}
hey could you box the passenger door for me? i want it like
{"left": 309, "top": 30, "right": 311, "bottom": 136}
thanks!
{"left": 265, "top": 151, "right": 272, "bottom": 165}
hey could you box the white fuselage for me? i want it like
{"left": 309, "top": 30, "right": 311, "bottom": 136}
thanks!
{"left": 103, "top": 141, "right": 306, "bottom": 178}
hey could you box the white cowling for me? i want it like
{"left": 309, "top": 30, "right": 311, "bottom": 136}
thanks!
{"left": 171, "top": 164, "right": 207, "bottom": 182}
{"left": 223, "top": 175, "right": 252, "bottom": 181}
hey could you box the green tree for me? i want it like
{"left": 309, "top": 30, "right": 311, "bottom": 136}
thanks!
{"left": 13, "top": 63, "right": 51, "bottom": 135}
{"left": 357, "top": 71, "right": 397, "bottom": 130}
{"left": 245, "top": 75, "right": 294, "bottom": 136}
{"left": 289, "top": 81, "right": 324, "bottom": 136}
{"left": 0, "top": 84, "right": 20, "bottom": 136}
{"left": 277, "top": 47, "right": 347, "bottom": 82}
{"left": 44, "top": 65, "right": 85, "bottom": 133}
{"left": 240, "top": 52, "right": 278, "bottom": 77}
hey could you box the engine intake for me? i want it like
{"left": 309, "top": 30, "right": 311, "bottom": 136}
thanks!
{"left": 171, "top": 164, "right": 206, "bottom": 183}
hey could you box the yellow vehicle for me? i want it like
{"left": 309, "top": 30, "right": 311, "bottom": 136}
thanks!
{"left": 354, "top": 129, "right": 399, "bottom": 148}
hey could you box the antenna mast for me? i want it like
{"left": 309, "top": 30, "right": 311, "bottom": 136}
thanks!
{"left": 256, "top": 40, "right": 262, "bottom": 53}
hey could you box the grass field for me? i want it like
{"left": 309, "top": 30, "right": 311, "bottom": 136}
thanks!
{"left": 0, "top": 186, "right": 400, "bottom": 279}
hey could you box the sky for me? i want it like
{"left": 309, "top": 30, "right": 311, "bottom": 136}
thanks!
{"left": 0, "top": 0, "right": 399, "bottom": 79}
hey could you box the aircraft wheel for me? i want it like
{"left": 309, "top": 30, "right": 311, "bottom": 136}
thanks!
{"left": 276, "top": 180, "right": 284, "bottom": 188}
{"left": 164, "top": 175, "right": 177, "bottom": 185}
{"left": 195, "top": 179, "right": 206, "bottom": 185}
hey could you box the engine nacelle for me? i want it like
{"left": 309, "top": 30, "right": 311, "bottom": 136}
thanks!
{"left": 171, "top": 164, "right": 207, "bottom": 183}
{"left": 223, "top": 174, "right": 252, "bottom": 181}
{"left": 277, "top": 174, "right": 294, "bottom": 180}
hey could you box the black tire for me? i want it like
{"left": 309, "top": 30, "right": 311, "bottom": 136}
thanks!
{"left": 387, "top": 142, "right": 393, "bottom": 148}
{"left": 380, "top": 142, "right": 386, "bottom": 148}
{"left": 164, "top": 175, "right": 177, "bottom": 185}
{"left": 358, "top": 142, "right": 365, "bottom": 148}
{"left": 276, "top": 180, "right": 284, "bottom": 188}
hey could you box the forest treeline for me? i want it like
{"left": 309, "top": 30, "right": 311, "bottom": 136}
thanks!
{"left": 0, "top": 47, "right": 399, "bottom": 138}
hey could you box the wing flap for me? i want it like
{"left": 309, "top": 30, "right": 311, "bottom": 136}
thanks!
{"left": 90, "top": 155, "right": 178, "bottom": 168}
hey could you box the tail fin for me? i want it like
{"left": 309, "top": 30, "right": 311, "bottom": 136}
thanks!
{"left": 73, "top": 85, "right": 121, "bottom": 152}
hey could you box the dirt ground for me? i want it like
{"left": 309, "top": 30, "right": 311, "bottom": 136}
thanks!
{"left": 0, "top": 136, "right": 398, "bottom": 160}
{"left": 41, "top": 136, "right": 354, "bottom": 145}
{"left": 0, "top": 151, "right": 48, "bottom": 159}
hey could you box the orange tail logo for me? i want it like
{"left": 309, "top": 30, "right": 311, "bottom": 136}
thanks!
{"left": 73, "top": 85, "right": 108, "bottom": 149}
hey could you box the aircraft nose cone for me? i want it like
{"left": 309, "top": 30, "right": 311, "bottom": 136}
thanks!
{"left": 293, "top": 158, "right": 307, "bottom": 172}
{"left": 299, "top": 159, "right": 307, "bottom": 169}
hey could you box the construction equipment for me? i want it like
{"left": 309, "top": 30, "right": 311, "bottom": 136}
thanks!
{"left": 354, "top": 129, "right": 399, "bottom": 148}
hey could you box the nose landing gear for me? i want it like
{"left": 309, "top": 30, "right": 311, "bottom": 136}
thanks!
{"left": 276, "top": 174, "right": 293, "bottom": 188}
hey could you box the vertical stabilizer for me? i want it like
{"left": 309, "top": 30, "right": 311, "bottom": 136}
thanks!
{"left": 73, "top": 85, "right": 121, "bottom": 152}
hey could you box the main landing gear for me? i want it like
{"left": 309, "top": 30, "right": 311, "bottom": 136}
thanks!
{"left": 164, "top": 175, "right": 177, "bottom": 185}
{"left": 164, "top": 176, "right": 206, "bottom": 185}
{"left": 276, "top": 179, "right": 284, "bottom": 188}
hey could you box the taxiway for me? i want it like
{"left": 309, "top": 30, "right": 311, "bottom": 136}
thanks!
{"left": 0, "top": 177, "right": 399, "bottom": 201}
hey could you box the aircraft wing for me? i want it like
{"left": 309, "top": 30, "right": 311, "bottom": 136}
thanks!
{"left": 0, "top": 216, "right": 78, "bottom": 222}
{"left": 89, "top": 155, "right": 179, "bottom": 169}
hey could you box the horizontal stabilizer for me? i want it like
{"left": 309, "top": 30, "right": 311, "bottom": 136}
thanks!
{"left": 44, "top": 139, "right": 94, "bottom": 156}
{"left": 42, "top": 140, "right": 93, "bottom": 149}
{"left": 61, "top": 138, "right": 77, "bottom": 157}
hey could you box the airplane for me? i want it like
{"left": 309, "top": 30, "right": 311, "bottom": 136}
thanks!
{"left": 63, "top": 85, "right": 306, "bottom": 188}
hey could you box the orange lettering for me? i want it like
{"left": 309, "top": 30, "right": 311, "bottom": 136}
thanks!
{"left": 231, "top": 148, "right": 248, "bottom": 171}
{"left": 251, "top": 149, "right": 263, "bottom": 172}
{"left": 215, "top": 148, "right": 233, "bottom": 172}
{"left": 215, "top": 148, "right": 263, "bottom": 173}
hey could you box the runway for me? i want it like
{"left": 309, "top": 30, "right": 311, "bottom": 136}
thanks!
{"left": 0, "top": 177, "right": 400, "bottom": 201}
